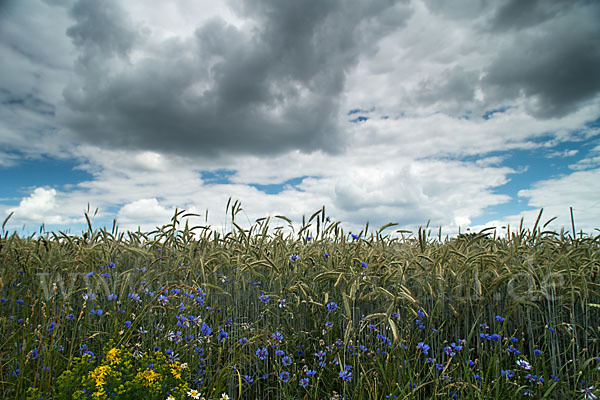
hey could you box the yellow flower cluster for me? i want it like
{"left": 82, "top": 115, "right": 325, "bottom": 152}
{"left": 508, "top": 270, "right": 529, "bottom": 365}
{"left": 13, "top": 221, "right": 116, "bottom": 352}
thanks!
{"left": 106, "top": 347, "right": 122, "bottom": 365}
{"left": 169, "top": 362, "right": 182, "bottom": 380}
{"left": 57, "top": 344, "right": 192, "bottom": 399}
{"left": 137, "top": 368, "right": 160, "bottom": 387}
{"left": 90, "top": 365, "right": 111, "bottom": 399}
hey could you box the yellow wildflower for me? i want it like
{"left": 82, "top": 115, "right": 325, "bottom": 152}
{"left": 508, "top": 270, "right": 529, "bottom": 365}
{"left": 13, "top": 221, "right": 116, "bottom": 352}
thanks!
{"left": 106, "top": 348, "right": 122, "bottom": 365}
{"left": 137, "top": 368, "right": 160, "bottom": 387}
{"left": 170, "top": 362, "right": 182, "bottom": 380}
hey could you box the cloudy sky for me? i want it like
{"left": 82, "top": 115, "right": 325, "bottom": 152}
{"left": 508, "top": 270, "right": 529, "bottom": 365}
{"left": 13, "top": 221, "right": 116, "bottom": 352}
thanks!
{"left": 1, "top": 0, "right": 599, "bottom": 238}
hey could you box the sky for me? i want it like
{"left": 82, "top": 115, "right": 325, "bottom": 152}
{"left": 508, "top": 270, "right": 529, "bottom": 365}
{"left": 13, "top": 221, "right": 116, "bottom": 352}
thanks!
{"left": 1, "top": 0, "right": 599, "bottom": 238}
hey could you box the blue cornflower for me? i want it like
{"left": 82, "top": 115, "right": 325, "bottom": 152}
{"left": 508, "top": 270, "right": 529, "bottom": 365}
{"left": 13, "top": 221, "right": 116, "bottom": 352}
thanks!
{"left": 315, "top": 350, "right": 326, "bottom": 359}
{"left": 244, "top": 375, "right": 254, "bottom": 384}
{"left": 201, "top": 323, "right": 212, "bottom": 336}
{"left": 360, "top": 261, "right": 368, "bottom": 268}
{"left": 90, "top": 309, "right": 103, "bottom": 316}
{"left": 240, "top": 337, "right": 248, "bottom": 346}
{"left": 417, "top": 342, "right": 430, "bottom": 355}
{"left": 282, "top": 355, "right": 293, "bottom": 366}
{"left": 495, "top": 315, "right": 505, "bottom": 322}
{"left": 256, "top": 347, "right": 268, "bottom": 360}
{"left": 107, "top": 294, "right": 117, "bottom": 301}
{"left": 279, "top": 371, "right": 291, "bottom": 382}
{"left": 501, "top": 369, "right": 514, "bottom": 379}
{"left": 272, "top": 331, "right": 284, "bottom": 342}
{"left": 325, "top": 321, "right": 333, "bottom": 328}
{"left": 86, "top": 271, "right": 94, "bottom": 277}
{"left": 100, "top": 272, "right": 110, "bottom": 278}
{"left": 66, "top": 313, "right": 75, "bottom": 320}
{"left": 306, "top": 369, "right": 317, "bottom": 377}
{"left": 339, "top": 369, "right": 352, "bottom": 381}
{"left": 128, "top": 293, "right": 141, "bottom": 302}
{"left": 288, "top": 254, "right": 300, "bottom": 262}
{"left": 444, "top": 346, "right": 456, "bottom": 357}
{"left": 534, "top": 349, "right": 543, "bottom": 356}
{"left": 323, "top": 252, "right": 330, "bottom": 258}
{"left": 326, "top": 302, "right": 338, "bottom": 311}
{"left": 351, "top": 233, "right": 359, "bottom": 240}
{"left": 473, "top": 373, "right": 484, "bottom": 381}
{"left": 218, "top": 329, "right": 228, "bottom": 342}
{"left": 29, "top": 348, "right": 39, "bottom": 360}
{"left": 124, "top": 320, "right": 132, "bottom": 328}
{"left": 451, "top": 342, "right": 463, "bottom": 351}
{"left": 275, "top": 349, "right": 285, "bottom": 357}
{"left": 259, "top": 293, "right": 270, "bottom": 304}
{"left": 299, "top": 377, "right": 309, "bottom": 387}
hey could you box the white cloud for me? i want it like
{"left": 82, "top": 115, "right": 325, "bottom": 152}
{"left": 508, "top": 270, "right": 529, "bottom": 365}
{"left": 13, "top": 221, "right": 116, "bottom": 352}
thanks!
{"left": 116, "top": 198, "right": 175, "bottom": 231}
{"left": 1, "top": 0, "right": 599, "bottom": 238}
{"left": 8, "top": 187, "right": 74, "bottom": 225}
{"left": 569, "top": 143, "right": 600, "bottom": 171}
{"left": 472, "top": 168, "right": 600, "bottom": 236}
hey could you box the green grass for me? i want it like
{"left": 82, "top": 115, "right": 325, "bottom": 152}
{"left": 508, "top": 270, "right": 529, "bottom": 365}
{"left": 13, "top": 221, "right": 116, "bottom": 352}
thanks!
{"left": 1, "top": 205, "right": 598, "bottom": 399}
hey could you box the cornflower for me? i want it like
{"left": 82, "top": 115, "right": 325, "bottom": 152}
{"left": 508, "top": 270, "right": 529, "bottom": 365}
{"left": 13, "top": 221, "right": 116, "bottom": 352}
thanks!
{"left": 256, "top": 347, "right": 268, "bottom": 360}
{"left": 339, "top": 368, "right": 352, "bottom": 381}
{"left": 417, "top": 342, "right": 430, "bottom": 355}
{"left": 280, "top": 371, "right": 291, "bottom": 382}
{"left": 259, "top": 293, "right": 270, "bottom": 304}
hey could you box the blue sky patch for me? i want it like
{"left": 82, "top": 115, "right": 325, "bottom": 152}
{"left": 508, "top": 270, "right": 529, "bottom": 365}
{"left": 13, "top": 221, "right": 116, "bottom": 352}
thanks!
{"left": 250, "top": 177, "right": 307, "bottom": 195}
{"left": 200, "top": 169, "right": 236, "bottom": 185}
{"left": 0, "top": 155, "right": 93, "bottom": 204}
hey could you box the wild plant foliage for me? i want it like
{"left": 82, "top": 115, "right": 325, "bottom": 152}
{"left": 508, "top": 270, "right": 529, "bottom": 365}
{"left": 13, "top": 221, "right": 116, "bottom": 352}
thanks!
{"left": 0, "top": 206, "right": 598, "bottom": 399}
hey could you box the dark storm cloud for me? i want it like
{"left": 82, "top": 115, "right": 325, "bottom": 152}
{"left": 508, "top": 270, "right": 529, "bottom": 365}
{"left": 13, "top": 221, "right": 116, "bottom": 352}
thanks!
{"left": 66, "top": 0, "right": 141, "bottom": 60}
{"left": 61, "top": 0, "right": 412, "bottom": 158}
{"left": 490, "top": 0, "right": 578, "bottom": 31}
{"left": 483, "top": 1, "right": 600, "bottom": 118}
